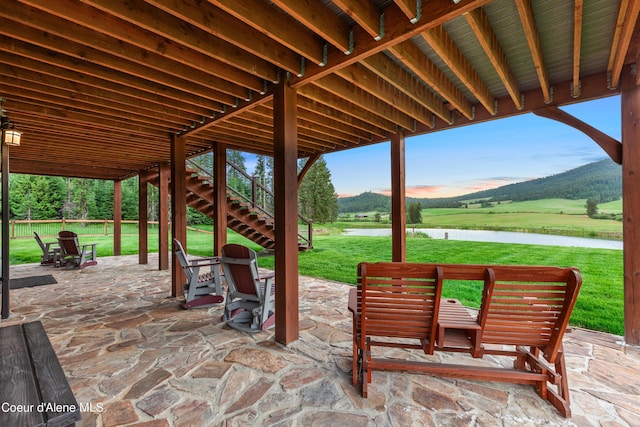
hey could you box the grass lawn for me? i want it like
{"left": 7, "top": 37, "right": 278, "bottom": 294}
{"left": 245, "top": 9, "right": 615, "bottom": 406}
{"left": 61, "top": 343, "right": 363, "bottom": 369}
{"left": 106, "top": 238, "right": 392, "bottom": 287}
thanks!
{"left": 256, "top": 235, "right": 624, "bottom": 336}
{"left": 11, "top": 222, "right": 624, "bottom": 336}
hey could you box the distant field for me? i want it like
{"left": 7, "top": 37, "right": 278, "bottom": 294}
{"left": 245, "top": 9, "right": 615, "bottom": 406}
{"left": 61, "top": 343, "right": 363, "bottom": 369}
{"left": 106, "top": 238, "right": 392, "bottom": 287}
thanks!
{"left": 338, "top": 198, "right": 623, "bottom": 239}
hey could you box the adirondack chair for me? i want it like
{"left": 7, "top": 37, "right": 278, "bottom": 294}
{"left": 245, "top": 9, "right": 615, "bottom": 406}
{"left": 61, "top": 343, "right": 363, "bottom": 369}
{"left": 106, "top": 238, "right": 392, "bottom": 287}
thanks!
{"left": 34, "top": 232, "right": 61, "bottom": 266}
{"left": 173, "top": 238, "right": 224, "bottom": 309}
{"left": 57, "top": 231, "right": 97, "bottom": 269}
{"left": 220, "top": 243, "right": 275, "bottom": 332}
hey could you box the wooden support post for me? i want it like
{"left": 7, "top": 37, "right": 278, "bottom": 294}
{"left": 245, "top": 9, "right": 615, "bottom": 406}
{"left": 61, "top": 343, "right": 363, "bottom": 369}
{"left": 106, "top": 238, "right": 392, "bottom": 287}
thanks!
{"left": 171, "top": 134, "right": 187, "bottom": 298}
{"left": 158, "top": 163, "right": 170, "bottom": 271}
{"left": 1, "top": 143, "right": 10, "bottom": 319}
{"left": 139, "top": 171, "right": 149, "bottom": 264}
{"left": 113, "top": 180, "right": 122, "bottom": 256}
{"left": 214, "top": 142, "right": 227, "bottom": 256}
{"left": 391, "top": 131, "right": 406, "bottom": 262}
{"left": 621, "top": 65, "right": 640, "bottom": 346}
{"left": 273, "top": 80, "right": 299, "bottom": 345}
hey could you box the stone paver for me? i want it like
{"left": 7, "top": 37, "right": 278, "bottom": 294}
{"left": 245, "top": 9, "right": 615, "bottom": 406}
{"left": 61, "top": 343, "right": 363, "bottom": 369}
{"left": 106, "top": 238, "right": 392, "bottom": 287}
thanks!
{"left": 2, "top": 254, "right": 639, "bottom": 426}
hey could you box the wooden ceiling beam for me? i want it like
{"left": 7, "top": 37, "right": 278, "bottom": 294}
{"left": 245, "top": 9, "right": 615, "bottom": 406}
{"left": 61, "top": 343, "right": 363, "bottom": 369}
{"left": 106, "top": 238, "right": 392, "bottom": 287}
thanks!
{"left": 210, "top": 0, "right": 326, "bottom": 66}
{"left": 362, "top": 53, "right": 450, "bottom": 124}
{"left": 298, "top": 116, "right": 361, "bottom": 145}
{"left": 291, "top": 0, "right": 493, "bottom": 86}
{"left": 0, "top": 12, "right": 237, "bottom": 108}
{"left": 0, "top": 80, "right": 189, "bottom": 129}
{"left": 608, "top": 0, "right": 640, "bottom": 87}
{"left": 296, "top": 108, "right": 374, "bottom": 141}
{"left": 394, "top": 0, "right": 421, "bottom": 24}
{"left": 298, "top": 85, "right": 397, "bottom": 133}
{"left": 332, "top": 0, "right": 383, "bottom": 40}
{"left": 0, "top": 37, "right": 223, "bottom": 113}
{"left": 389, "top": 40, "right": 473, "bottom": 119}
{"left": 296, "top": 96, "right": 387, "bottom": 138}
{"left": 145, "top": 0, "right": 303, "bottom": 76}
{"left": 16, "top": 121, "right": 168, "bottom": 152}
{"left": 422, "top": 25, "right": 495, "bottom": 115}
{"left": 271, "top": 0, "right": 352, "bottom": 54}
{"left": 464, "top": 7, "right": 523, "bottom": 109}
{"left": 0, "top": 64, "right": 203, "bottom": 124}
{"left": 6, "top": 99, "right": 169, "bottom": 138}
{"left": 22, "top": 0, "right": 264, "bottom": 94}
{"left": 82, "top": 0, "right": 279, "bottom": 82}
{"left": 314, "top": 75, "right": 414, "bottom": 131}
{"left": 336, "top": 63, "right": 434, "bottom": 128}
{"left": 515, "top": 0, "right": 552, "bottom": 103}
{"left": 0, "top": 51, "right": 212, "bottom": 117}
{"left": 9, "top": 159, "right": 138, "bottom": 180}
{"left": 250, "top": 104, "right": 374, "bottom": 142}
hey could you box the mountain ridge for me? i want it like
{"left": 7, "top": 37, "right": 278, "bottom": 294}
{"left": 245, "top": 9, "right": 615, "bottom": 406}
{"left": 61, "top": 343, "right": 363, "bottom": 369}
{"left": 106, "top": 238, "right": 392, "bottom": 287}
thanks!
{"left": 338, "top": 158, "right": 622, "bottom": 213}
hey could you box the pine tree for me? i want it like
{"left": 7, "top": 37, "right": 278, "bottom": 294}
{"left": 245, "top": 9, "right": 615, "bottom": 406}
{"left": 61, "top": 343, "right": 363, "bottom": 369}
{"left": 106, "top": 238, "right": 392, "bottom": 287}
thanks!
{"left": 227, "top": 149, "right": 251, "bottom": 200}
{"left": 407, "top": 202, "right": 422, "bottom": 224}
{"left": 298, "top": 156, "right": 338, "bottom": 223}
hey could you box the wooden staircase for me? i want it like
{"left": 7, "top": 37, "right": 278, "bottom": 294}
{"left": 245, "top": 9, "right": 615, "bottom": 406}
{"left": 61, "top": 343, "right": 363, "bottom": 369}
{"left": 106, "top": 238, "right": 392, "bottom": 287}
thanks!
{"left": 149, "top": 160, "right": 312, "bottom": 251}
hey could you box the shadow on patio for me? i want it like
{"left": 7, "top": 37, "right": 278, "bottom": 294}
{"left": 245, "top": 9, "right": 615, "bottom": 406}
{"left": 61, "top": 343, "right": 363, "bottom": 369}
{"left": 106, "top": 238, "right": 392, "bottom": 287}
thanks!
{"left": 2, "top": 254, "right": 639, "bottom": 426}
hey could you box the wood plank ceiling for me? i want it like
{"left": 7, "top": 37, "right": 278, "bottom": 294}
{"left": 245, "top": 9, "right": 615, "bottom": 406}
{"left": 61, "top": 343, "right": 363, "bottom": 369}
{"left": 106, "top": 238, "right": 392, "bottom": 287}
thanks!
{"left": 0, "top": 0, "right": 638, "bottom": 180}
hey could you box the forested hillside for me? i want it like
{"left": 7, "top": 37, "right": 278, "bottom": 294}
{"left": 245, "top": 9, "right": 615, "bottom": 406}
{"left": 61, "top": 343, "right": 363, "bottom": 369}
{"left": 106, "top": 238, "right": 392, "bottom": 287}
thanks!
{"left": 338, "top": 159, "right": 621, "bottom": 213}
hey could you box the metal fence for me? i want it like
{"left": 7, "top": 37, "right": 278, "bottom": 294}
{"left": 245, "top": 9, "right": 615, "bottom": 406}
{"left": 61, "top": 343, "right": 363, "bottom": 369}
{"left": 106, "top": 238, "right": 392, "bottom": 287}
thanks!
{"left": 9, "top": 219, "right": 161, "bottom": 239}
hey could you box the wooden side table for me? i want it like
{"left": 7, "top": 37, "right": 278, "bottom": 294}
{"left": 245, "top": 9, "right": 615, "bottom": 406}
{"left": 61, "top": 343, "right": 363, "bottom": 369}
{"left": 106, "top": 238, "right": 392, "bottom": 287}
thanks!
{"left": 436, "top": 299, "right": 482, "bottom": 357}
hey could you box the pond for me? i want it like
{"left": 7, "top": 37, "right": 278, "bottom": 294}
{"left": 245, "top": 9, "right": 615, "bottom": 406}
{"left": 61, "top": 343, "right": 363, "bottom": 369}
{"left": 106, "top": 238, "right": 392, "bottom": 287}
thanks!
{"left": 342, "top": 228, "right": 623, "bottom": 250}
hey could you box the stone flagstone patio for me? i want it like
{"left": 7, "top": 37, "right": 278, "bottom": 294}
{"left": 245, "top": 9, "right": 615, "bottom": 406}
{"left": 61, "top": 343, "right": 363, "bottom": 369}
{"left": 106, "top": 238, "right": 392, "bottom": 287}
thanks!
{"left": 1, "top": 254, "right": 639, "bottom": 426}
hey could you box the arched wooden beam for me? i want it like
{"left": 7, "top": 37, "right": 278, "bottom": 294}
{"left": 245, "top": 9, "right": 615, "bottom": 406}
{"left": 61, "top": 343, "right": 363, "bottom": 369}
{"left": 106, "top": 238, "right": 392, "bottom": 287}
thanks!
{"left": 533, "top": 106, "right": 622, "bottom": 164}
{"left": 297, "top": 153, "right": 320, "bottom": 188}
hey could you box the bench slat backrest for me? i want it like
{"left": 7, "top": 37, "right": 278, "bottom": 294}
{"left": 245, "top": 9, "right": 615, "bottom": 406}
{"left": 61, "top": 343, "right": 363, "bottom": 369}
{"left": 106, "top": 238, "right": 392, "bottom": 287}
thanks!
{"left": 358, "top": 262, "right": 443, "bottom": 354}
{"left": 478, "top": 267, "right": 582, "bottom": 362}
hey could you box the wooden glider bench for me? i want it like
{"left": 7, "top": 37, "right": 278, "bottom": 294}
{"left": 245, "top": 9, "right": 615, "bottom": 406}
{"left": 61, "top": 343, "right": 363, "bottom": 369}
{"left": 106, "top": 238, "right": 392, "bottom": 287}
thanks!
{"left": 348, "top": 262, "right": 582, "bottom": 417}
{"left": 0, "top": 321, "right": 81, "bottom": 427}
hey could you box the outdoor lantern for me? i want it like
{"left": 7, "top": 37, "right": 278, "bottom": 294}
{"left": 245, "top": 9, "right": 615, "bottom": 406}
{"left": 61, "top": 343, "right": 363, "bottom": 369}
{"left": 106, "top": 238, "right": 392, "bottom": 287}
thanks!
{"left": 3, "top": 127, "right": 22, "bottom": 146}
{"left": 0, "top": 115, "right": 21, "bottom": 146}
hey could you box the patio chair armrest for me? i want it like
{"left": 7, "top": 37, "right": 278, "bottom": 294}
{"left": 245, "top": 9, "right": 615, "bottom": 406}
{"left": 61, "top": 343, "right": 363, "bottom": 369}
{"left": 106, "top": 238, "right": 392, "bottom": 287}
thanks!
{"left": 259, "top": 271, "right": 275, "bottom": 280}
{"left": 187, "top": 257, "right": 220, "bottom": 268}
{"left": 44, "top": 242, "right": 60, "bottom": 251}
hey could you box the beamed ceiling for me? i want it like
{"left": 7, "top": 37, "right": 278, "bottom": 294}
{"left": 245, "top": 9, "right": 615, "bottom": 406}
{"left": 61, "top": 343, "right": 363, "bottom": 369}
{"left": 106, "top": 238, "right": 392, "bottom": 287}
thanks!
{"left": 0, "top": 0, "right": 638, "bottom": 180}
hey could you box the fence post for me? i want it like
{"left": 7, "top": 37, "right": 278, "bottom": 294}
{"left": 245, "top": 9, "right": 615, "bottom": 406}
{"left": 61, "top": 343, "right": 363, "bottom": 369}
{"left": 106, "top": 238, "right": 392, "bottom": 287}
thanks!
{"left": 11, "top": 219, "right": 15, "bottom": 239}
{"left": 104, "top": 220, "right": 108, "bottom": 235}
{"left": 61, "top": 219, "right": 66, "bottom": 231}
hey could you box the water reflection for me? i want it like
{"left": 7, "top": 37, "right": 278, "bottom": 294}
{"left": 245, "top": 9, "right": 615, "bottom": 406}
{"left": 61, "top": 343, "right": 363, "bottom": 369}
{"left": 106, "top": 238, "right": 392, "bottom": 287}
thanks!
{"left": 343, "top": 228, "right": 623, "bottom": 250}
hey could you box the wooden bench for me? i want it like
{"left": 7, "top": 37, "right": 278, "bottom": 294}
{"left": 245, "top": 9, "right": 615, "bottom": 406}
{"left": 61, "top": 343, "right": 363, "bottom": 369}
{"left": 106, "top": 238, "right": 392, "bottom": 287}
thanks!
{"left": 0, "top": 321, "right": 81, "bottom": 427}
{"left": 349, "top": 262, "right": 582, "bottom": 418}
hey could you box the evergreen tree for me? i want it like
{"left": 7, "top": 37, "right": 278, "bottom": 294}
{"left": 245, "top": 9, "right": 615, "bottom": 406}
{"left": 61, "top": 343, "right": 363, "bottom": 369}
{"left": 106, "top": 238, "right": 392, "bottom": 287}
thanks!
{"left": 253, "top": 155, "right": 274, "bottom": 212}
{"left": 10, "top": 175, "right": 65, "bottom": 219}
{"left": 298, "top": 156, "right": 338, "bottom": 223}
{"left": 586, "top": 198, "right": 598, "bottom": 218}
{"left": 227, "top": 149, "right": 251, "bottom": 199}
{"left": 407, "top": 202, "right": 422, "bottom": 224}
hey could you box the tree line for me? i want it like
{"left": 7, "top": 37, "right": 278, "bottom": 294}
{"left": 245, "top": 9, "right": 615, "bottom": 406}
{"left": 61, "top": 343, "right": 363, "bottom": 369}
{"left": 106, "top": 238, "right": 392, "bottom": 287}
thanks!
{"left": 339, "top": 158, "right": 622, "bottom": 213}
{"left": 8, "top": 150, "right": 339, "bottom": 225}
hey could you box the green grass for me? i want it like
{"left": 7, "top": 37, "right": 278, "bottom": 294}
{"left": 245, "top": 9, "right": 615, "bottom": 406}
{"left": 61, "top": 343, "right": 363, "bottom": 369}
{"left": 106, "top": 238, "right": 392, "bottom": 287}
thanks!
{"left": 339, "top": 198, "right": 623, "bottom": 240}
{"left": 11, "top": 210, "right": 625, "bottom": 336}
{"left": 257, "top": 235, "right": 624, "bottom": 336}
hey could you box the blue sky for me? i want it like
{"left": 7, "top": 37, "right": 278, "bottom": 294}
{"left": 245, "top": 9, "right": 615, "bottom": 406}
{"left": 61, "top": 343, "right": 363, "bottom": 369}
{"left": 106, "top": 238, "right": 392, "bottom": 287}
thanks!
{"left": 243, "top": 95, "right": 621, "bottom": 198}
{"left": 324, "top": 95, "right": 621, "bottom": 198}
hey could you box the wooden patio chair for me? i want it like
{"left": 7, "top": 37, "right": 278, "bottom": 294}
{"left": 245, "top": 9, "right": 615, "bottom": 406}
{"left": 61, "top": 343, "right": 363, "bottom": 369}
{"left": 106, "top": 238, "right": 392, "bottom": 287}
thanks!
{"left": 57, "top": 230, "right": 97, "bottom": 269}
{"left": 220, "top": 243, "right": 275, "bottom": 333}
{"left": 34, "top": 232, "right": 61, "bottom": 266}
{"left": 173, "top": 238, "right": 224, "bottom": 309}
{"left": 354, "top": 262, "right": 444, "bottom": 397}
{"left": 474, "top": 266, "right": 582, "bottom": 417}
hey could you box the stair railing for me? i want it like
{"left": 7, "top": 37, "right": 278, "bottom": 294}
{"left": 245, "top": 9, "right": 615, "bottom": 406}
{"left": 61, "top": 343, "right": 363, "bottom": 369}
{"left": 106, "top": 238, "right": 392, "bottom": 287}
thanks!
{"left": 186, "top": 159, "right": 312, "bottom": 249}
